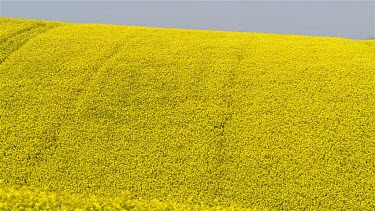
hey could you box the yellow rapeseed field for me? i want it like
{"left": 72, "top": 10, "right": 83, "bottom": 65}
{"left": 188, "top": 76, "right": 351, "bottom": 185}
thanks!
{"left": 1, "top": 17, "right": 375, "bottom": 210}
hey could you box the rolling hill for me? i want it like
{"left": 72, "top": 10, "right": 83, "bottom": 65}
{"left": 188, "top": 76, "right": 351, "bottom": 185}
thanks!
{"left": 1, "top": 17, "right": 375, "bottom": 210}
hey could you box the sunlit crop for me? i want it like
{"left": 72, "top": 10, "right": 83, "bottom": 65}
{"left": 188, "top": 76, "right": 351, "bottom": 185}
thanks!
{"left": 1, "top": 17, "right": 375, "bottom": 210}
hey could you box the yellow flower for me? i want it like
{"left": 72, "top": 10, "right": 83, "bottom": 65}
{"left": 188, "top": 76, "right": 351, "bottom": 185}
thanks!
{"left": 1, "top": 17, "right": 375, "bottom": 210}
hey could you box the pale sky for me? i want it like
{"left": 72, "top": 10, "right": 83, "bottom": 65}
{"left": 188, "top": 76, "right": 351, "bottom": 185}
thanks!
{"left": 1, "top": 1, "right": 374, "bottom": 40}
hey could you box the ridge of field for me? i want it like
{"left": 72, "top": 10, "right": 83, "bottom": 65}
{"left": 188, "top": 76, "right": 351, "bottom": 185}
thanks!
{"left": 1, "top": 17, "right": 375, "bottom": 210}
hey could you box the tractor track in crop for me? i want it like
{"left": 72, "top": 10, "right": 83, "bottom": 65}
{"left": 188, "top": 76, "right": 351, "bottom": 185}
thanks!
{"left": 211, "top": 46, "right": 244, "bottom": 200}
{"left": 73, "top": 42, "right": 125, "bottom": 115}
{"left": 0, "top": 23, "right": 62, "bottom": 65}
{"left": 0, "top": 23, "right": 41, "bottom": 43}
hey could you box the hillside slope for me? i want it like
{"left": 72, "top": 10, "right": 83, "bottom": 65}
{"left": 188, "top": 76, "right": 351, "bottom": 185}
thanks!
{"left": 1, "top": 17, "right": 375, "bottom": 210}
